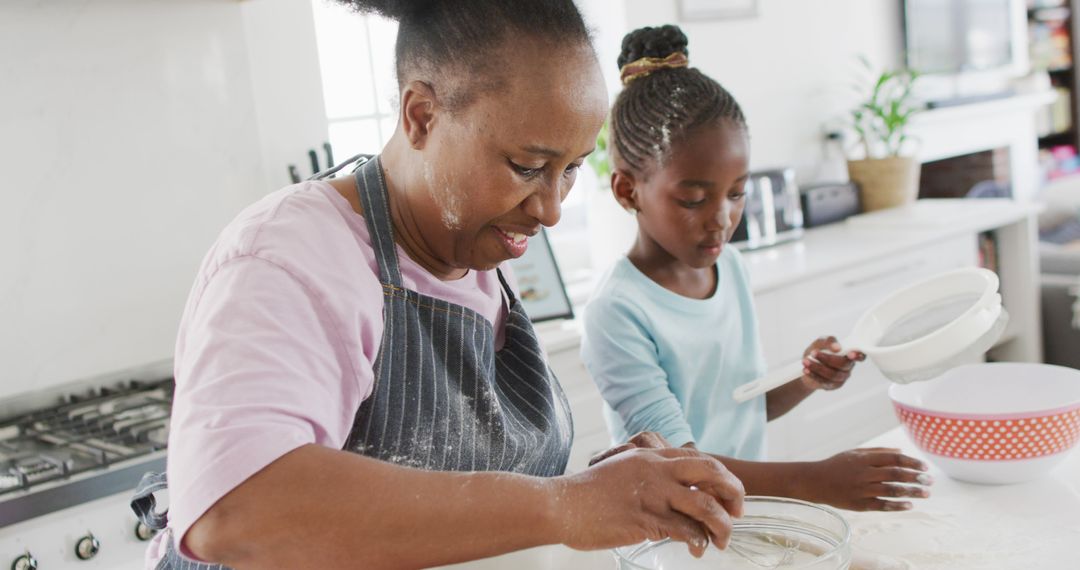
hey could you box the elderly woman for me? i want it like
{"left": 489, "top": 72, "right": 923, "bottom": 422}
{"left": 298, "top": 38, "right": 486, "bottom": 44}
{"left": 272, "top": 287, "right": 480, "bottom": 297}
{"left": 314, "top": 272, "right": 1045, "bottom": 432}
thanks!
{"left": 131, "top": 1, "right": 744, "bottom": 569}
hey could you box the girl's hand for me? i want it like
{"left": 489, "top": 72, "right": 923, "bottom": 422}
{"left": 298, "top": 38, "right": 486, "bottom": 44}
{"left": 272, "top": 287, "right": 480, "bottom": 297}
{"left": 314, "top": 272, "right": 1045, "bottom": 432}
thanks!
{"left": 588, "top": 431, "right": 672, "bottom": 467}
{"left": 805, "top": 448, "right": 933, "bottom": 511}
{"left": 553, "top": 447, "right": 745, "bottom": 557}
{"left": 800, "top": 336, "right": 866, "bottom": 391}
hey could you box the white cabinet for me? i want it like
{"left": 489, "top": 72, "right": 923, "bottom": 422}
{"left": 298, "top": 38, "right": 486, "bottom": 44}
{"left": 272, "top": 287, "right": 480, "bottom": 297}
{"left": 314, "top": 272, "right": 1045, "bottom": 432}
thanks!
{"left": 758, "top": 234, "right": 977, "bottom": 460}
{"left": 546, "top": 334, "right": 611, "bottom": 473}
{"left": 753, "top": 201, "right": 1041, "bottom": 460}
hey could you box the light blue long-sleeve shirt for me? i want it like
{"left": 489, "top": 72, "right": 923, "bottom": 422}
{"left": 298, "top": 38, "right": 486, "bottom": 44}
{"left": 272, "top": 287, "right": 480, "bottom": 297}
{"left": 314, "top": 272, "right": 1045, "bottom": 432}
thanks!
{"left": 581, "top": 247, "right": 768, "bottom": 460}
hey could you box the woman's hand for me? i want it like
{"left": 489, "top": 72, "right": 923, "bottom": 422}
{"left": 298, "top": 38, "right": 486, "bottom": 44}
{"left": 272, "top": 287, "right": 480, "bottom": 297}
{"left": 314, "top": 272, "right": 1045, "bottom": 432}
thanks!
{"left": 803, "top": 448, "right": 933, "bottom": 511}
{"left": 588, "top": 431, "right": 673, "bottom": 467}
{"left": 800, "top": 336, "right": 866, "bottom": 391}
{"left": 553, "top": 447, "right": 745, "bottom": 558}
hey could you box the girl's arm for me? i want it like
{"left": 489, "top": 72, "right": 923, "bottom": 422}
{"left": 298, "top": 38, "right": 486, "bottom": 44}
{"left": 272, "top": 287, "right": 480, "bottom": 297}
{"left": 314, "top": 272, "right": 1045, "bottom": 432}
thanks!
{"left": 765, "top": 337, "right": 865, "bottom": 421}
{"left": 185, "top": 443, "right": 746, "bottom": 569}
{"left": 682, "top": 443, "right": 931, "bottom": 512}
{"left": 582, "top": 297, "right": 697, "bottom": 447}
{"left": 765, "top": 376, "right": 817, "bottom": 420}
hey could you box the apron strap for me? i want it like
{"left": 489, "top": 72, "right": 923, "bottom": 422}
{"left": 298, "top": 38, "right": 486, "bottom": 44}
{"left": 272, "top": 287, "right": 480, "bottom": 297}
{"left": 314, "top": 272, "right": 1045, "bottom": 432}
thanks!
{"left": 130, "top": 471, "right": 170, "bottom": 531}
{"left": 496, "top": 267, "right": 518, "bottom": 308}
{"left": 307, "top": 153, "right": 402, "bottom": 286}
{"left": 354, "top": 156, "right": 404, "bottom": 286}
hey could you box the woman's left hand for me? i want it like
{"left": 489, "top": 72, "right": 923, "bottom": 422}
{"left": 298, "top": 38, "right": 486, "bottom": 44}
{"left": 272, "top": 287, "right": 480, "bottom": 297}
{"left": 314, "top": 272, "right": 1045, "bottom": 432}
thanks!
{"left": 588, "top": 431, "right": 672, "bottom": 467}
{"left": 800, "top": 336, "right": 866, "bottom": 391}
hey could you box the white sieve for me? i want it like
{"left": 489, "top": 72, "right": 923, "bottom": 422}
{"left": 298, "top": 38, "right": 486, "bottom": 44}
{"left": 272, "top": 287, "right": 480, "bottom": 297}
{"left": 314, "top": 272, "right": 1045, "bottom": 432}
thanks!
{"left": 733, "top": 267, "right": 1009, "bottom": 403}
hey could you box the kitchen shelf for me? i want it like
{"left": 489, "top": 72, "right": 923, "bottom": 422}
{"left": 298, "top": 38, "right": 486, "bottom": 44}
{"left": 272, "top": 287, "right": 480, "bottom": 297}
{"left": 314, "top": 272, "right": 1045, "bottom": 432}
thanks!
{"left": 1040, "top": 130, "right": 1075, "bottom": 146}
{"left": 1031, "top": 0, "right": 1080, "bottom": 150}
{"left": 1031, "top": 6, "right": 1071, "bottom": 20}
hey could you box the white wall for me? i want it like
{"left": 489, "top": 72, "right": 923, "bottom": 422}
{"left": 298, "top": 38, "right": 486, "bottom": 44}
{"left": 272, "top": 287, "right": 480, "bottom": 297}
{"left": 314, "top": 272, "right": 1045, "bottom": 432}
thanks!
{"left": 0, "top": 0, "right": 325, "bottom": 400}
{"left": 242, "top": 0, "right": 331, "bottom": 188}
{"left": 578, "top": 0, "right": 631, "bottom": 99}
{"left": 623, "top": 0, "right": 904, "bottom": 182}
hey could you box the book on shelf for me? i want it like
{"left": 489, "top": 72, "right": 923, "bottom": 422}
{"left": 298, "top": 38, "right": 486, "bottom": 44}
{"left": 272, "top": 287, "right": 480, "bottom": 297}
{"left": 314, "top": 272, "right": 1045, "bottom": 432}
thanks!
{"left": 1029, "top": 17, "right": 1072, "bottom": 70}
{"left": 1036, "top": 86, "right": 1074, "bottom": 138}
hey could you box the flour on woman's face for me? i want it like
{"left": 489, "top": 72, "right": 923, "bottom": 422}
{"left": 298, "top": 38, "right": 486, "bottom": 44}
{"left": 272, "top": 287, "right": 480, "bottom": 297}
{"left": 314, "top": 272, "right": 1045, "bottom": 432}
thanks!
{"left": 423, "top": 160, "right": 465, "bottom": 230}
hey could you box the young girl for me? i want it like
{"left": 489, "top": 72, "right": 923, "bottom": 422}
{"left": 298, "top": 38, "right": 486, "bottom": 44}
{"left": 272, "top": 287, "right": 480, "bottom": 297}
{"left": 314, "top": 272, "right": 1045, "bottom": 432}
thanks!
{"left": 582, "top": 24, "right": 932, "bottom": 512}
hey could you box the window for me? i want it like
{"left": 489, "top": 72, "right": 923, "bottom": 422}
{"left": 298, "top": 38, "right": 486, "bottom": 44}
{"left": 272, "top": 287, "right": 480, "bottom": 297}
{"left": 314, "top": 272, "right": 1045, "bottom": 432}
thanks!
{"left": 310, "top": 3, "right": 595, "bottom": 292}
{"left": 311, "top": 1, "right": 398, "bottom": 157}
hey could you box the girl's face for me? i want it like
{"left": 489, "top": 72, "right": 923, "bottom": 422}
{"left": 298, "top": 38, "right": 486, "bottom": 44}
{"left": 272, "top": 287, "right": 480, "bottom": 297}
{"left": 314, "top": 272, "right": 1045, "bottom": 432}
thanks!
{"left": 408, "top": 41, "right": 607, "bottom": 272}
{"left": 623, "top": 121, "right": 750, "bottom": 269}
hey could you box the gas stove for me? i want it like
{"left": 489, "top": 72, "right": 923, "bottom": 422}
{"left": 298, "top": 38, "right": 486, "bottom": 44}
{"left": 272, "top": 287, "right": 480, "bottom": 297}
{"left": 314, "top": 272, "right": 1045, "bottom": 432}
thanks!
{"left": 0, "top": 364, "right": 173, "bottom": 568}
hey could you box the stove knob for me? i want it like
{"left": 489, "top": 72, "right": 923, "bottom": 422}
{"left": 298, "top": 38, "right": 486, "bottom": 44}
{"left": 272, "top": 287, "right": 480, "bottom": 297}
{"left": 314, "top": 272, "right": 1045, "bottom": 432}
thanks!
{"left": 134, "top": 521, "right": 156, "bottom": 541}
{"left": 11, "top": 551, "right": 37, "bottom": 570}
{"left": 75, "top": 533, "right": 100, "bottom": 560}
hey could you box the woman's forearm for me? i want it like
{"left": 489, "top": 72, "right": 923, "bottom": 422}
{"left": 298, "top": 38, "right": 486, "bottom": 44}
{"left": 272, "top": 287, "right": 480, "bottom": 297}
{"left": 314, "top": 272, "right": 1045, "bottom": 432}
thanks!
{"left": 185, "top": 444, "right": 561, "bottom": 569}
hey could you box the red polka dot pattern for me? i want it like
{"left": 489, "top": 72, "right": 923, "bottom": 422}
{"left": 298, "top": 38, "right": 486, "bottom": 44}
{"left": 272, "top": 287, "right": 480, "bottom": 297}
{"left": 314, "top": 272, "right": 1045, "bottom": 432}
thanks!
{"left": 893, "top": 404, "right": 1080, "bottom": 461}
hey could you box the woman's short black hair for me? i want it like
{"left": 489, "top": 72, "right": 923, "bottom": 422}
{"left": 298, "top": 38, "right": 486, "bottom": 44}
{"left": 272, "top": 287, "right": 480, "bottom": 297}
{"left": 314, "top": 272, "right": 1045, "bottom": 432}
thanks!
{"left": 610, "top": 24, "right": 746, "bottom": 174}
{"left": 335, "top": 0, "right": 593, "bottom": 109}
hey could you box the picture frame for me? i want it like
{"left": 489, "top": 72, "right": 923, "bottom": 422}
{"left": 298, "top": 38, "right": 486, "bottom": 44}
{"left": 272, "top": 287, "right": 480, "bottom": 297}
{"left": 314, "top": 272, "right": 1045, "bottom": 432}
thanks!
{"left": 679, "top": 0, "right": 758, "bottom": 21}
{"left": 508, "top": 229, "right": 574, "bottom": 323}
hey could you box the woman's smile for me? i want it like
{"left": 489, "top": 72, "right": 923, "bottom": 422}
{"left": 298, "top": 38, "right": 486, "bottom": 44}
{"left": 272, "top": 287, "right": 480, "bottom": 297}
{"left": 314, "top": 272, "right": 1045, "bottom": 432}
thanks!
{"left": 492, "top": 225, "right": 535, "bottom": 258}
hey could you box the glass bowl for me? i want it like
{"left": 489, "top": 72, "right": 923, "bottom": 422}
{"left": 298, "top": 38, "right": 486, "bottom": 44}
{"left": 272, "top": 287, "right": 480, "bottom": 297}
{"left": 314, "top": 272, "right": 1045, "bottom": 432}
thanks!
{"left": 612, "top": 496, "right": 851, "bottom": 569}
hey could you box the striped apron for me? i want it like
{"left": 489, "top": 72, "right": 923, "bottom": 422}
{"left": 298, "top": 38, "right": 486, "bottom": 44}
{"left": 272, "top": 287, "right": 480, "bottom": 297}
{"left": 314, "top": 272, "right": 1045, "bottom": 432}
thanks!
{"left": 132, "top": 155, "right": 573, "bottom": 569}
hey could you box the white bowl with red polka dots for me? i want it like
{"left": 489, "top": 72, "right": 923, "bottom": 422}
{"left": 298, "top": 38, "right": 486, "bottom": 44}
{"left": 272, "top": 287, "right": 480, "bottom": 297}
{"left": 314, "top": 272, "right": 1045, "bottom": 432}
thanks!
{"left": 889, "top": 362, "right": 1080, "bottom": 484}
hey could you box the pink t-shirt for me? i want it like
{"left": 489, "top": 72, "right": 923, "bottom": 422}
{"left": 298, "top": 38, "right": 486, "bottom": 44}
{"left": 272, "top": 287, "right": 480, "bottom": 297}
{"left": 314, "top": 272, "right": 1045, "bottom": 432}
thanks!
{"left": 153, "top": 180, "right": 510, "bottom": 564}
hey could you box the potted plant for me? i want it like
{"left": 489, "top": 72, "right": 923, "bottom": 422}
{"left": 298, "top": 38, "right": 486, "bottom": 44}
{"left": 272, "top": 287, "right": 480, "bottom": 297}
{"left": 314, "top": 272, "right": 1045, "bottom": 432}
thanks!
{"left": 586, "top": 120, "right": 612, "bottom": 185}
{"left": 847, "top": 59, "right": 922, "bottom": 212}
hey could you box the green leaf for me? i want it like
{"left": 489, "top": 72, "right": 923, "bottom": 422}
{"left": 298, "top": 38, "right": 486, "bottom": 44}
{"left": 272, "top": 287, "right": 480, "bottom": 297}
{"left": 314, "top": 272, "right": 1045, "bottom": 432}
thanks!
{"left": 586, "top": 119, "right": 611, "bottom": 183}
{"left": 845, "top": 56, "right": 920, "bottom": 159}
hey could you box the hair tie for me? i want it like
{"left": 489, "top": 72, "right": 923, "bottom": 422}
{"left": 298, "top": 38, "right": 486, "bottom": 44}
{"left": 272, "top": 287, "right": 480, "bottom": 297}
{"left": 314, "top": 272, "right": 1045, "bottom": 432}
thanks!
{"left": 619, "top": 52, "right": 689, "bottom": 85}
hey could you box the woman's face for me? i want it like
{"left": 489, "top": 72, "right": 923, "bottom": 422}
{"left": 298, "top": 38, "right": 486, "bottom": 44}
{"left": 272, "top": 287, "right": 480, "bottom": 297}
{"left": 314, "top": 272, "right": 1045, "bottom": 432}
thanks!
{"left": 630, "top": 121, "right": 751, "bottom": 269}
{"left": 410, "top": 41, "right": 608, "bottom": 272}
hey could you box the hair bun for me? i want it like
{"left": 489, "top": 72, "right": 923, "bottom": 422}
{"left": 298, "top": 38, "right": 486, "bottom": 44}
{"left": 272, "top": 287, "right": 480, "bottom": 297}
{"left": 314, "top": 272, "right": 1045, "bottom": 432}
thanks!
{"left": 333, "top": 0, "right": 435, "bottom": 20}
{"left": 617, "top": 25, "right": 689, "bottom": 70}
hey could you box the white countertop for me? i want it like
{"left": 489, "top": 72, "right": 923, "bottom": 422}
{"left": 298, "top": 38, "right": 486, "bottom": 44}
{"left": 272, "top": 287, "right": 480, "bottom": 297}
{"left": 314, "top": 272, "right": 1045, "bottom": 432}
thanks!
{"left": 444, "top": 426, "right": 1080, "bottom": 569}
{"left": 842, "top": 427, "right": 1080, "bottom": 570}
{"left": 741, "top": 199, "right": 1041, "bottom": 295}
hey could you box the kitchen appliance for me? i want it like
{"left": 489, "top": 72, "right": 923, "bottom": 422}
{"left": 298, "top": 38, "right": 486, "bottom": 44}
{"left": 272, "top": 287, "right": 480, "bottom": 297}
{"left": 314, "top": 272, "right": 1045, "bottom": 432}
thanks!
{"left": 731, "top": 168, "right": 803, "bottom": 251}
{"left": 612, "top": 496, "right": 851, "bottom": 569}
{"left": 799, "top": 182, "right": 861, "bottom": 228}
{"left": 734, "top": 267, "right": 1009, "bottom": 402}
{"left": 891, "top": 362, "right": 1080, "bottom": 484}
{"left": 0, "top": 362, "right": 173, "bottom": 569}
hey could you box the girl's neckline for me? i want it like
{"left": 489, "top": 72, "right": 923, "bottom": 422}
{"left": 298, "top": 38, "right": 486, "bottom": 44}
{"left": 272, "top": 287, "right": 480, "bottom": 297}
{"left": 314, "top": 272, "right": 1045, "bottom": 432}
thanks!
{"left": 619, "top": 254, "right": 723, "bottom": 304}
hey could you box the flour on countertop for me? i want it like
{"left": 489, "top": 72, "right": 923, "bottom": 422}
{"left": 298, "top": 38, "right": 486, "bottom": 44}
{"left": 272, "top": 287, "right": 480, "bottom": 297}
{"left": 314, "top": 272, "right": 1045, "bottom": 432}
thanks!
{"left": 847, "top": 509, "right": 1080, "bottom": 569}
